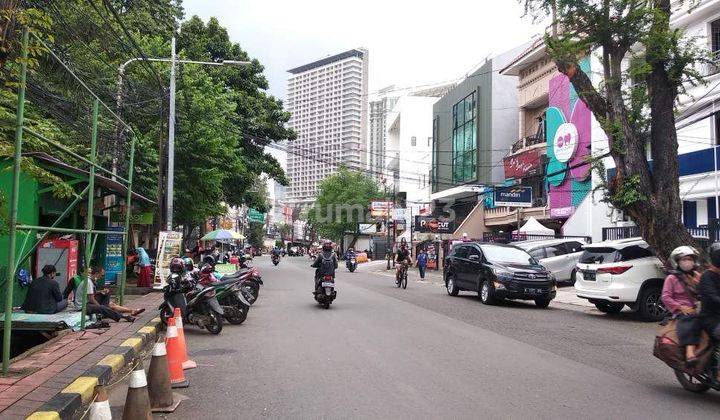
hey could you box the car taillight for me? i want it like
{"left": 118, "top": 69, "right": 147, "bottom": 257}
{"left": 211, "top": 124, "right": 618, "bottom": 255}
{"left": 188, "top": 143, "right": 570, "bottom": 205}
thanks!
{"left": 597, "top": 265, "right": 633, "bottom": 275}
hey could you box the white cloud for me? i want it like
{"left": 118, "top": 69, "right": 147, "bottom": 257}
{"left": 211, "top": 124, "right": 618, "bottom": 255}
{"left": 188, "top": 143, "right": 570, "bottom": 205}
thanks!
{"left": 182, "top": 0, "right": 547, "bottom": 100}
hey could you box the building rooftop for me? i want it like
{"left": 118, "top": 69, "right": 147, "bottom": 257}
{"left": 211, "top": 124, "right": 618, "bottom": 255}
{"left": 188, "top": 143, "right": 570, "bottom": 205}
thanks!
{"left": 288, "top": 49, "right": 366, "bottom": 74}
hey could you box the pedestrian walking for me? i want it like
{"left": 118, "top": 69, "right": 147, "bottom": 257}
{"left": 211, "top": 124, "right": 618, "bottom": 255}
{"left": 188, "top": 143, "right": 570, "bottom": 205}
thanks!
{"left": 417, "top": 248, "right": 428, "bottom": 279}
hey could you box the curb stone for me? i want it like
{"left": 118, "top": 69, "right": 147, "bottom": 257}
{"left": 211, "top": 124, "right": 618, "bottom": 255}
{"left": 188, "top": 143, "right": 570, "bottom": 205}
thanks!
{"left": 25, "top": 317, "right": 162, "bottom": 420}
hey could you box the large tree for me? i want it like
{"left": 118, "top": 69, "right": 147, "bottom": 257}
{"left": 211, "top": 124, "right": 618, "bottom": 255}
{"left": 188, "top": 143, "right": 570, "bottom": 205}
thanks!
{"left": 307, "top": 168, "right": 384, "bottom": 242}
{"left": 523, "top": 0, "right": 706, "bottom": 260}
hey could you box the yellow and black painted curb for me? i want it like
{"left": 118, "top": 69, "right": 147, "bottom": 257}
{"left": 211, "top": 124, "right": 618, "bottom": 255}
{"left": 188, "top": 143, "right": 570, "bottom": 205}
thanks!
{"left": 26, "top": 317, "right": 162, "bottom": 420}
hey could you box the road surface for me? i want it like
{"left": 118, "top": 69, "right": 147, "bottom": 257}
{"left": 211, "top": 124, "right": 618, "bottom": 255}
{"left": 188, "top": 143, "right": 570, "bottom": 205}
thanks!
{"left": 170, "top": 256, "right": 720, "bottom": 419}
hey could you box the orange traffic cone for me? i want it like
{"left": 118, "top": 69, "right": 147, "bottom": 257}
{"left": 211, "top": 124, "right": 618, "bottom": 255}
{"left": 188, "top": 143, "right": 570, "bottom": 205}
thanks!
{"left": 89, "top": 385, "right": 111, "bottom": 420}
{"left": 121, "top": 361, "right": 152, "bottom": 420}
{"left": 165, "top": 317, "right": 189, "bottom": 389}
{"left": 148, "top": 341, "right": 182, "bottom": 412}
{"left": 173, "top": 308, "right": 197, "bottom": 370}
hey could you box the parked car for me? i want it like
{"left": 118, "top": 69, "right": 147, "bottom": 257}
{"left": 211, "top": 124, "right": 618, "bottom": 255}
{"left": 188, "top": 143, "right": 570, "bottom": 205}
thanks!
{"left": 443, "top": 242, "right": 557, "bottom": 308}
{"left": 574, "top": 238, "right": 667, "bottom": 321}
{"left": 513, "top": 238, "right": 586, "bottom": 284}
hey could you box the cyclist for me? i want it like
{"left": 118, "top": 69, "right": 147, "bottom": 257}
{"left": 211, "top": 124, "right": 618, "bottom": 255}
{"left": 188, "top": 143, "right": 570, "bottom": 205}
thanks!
{"left": 395, "top": 243, "right": 412, "bottom": 284}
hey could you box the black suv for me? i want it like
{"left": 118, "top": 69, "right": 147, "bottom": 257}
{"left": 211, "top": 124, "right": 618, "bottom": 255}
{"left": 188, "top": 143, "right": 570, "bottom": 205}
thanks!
{"left": 443, "top": 242, "right": 556, "bottom": 308}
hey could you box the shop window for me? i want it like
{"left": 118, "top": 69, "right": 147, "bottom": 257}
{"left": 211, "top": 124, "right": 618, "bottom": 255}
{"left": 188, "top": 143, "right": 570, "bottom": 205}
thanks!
{"left": 452, "top": 92, "right": 477, "bottom": 183}
{"left": 411, "top": 136, "right": 417, "bottom": 146}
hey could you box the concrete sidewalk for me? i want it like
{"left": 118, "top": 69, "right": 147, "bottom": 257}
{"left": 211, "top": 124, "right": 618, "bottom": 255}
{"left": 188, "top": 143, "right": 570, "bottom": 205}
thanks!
{"left": 1, "top": 293, "right": 163, "bottom": 419}
{"left": 369, "top": 265, "right": 594, "bottom": 308}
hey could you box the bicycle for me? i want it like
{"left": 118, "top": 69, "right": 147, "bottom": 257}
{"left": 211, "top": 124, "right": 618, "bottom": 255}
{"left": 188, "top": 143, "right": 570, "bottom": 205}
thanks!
{"left": 396, "top": 262, "right": 408, "bottom": 289}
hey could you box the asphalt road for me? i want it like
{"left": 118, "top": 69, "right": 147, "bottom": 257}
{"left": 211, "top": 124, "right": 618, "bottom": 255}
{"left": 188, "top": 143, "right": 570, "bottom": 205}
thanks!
{"left": 169, "top": 256, "right": 720, "bottom": 419}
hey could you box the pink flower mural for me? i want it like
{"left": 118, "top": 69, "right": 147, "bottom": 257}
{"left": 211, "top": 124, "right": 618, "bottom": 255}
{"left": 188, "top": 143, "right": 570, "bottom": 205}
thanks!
{"left": 546, "top": 65, "right": 592, "bottom": 219}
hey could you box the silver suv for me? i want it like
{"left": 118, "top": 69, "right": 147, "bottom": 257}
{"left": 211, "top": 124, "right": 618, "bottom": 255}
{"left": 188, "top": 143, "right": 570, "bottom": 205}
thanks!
{"left": 513, "top": 238, "right": 587, "bottom": 283}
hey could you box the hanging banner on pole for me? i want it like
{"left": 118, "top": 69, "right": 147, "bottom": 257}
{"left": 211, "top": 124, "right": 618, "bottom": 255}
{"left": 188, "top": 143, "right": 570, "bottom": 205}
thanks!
{"left": 104, "top": 226, "right": 124, "bottom": 284}
{"left": 154, "top": 231, "right": 183, "bottom": 288}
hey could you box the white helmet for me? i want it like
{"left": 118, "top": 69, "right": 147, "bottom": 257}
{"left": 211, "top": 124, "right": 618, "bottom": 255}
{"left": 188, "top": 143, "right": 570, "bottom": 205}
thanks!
{"left": 668, "top": 246, "right": 699, "bottom": 270}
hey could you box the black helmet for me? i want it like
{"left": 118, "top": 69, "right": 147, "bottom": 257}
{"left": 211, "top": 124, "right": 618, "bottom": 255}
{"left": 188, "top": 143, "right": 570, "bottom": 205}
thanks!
{"left": 709, "top": 242, "right": 720, "bottom": 267}
{"left": 202, "top": 254, "right": 216, "bottom": 266}
{"left": 169, "top": 257, "right": 185, "bottom": 274}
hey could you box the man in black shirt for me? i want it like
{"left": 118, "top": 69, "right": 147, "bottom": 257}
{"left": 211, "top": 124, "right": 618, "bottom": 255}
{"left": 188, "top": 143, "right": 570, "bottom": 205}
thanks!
{"left": 21, "top": 265, "right": 67, "bottom": 314}
{"left": 699, "top": 243, "right": 720, "bottom": 339}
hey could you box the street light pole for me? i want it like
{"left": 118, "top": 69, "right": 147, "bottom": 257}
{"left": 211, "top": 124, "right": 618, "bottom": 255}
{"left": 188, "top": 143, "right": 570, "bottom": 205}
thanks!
{"left": 114, "top": 45, "right": 251, "bottom": 232}
{"left": 166, "top": 37, "right": 177, "bottom": 231}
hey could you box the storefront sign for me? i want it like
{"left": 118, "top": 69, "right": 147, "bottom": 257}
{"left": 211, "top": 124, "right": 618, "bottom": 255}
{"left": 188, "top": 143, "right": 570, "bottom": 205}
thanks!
{"left": 370, "top": 201, "right": 393, "bottom": 217}
{"left": 110, "top": 211, "right": 154, "bottom": 225}
{"left": 393, "top": 208, "right": 406, "bottom": 221}
{"left": 414, "top": 216, "right": 455, "bottom": 234}
{"left": 494, "top": 186, "right": 533, "bottom": 207}
{"left": 550, "top": 206, "right": 575, "bottom": 218}
{"left": 104, "top": 226, "right": 124, "bottom": 284}
{"left": 503, "top": 148, "right": 542, "bottom": 179}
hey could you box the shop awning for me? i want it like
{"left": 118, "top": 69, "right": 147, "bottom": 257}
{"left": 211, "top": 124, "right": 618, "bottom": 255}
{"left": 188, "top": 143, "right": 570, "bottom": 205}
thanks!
{"left": 24, "top": 152, "right": 155, "bottom": 205}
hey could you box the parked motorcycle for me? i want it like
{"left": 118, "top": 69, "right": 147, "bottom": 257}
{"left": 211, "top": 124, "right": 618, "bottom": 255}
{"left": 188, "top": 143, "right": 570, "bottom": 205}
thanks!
{"left": 159, "top": 271, "right": 224, "bottom": 334}
{"left": 213, "top": 277, "right": 252, "bottom": 325}
{"left": 215, "top": 265, "right": 262, "bottom": 305}
{"left": 346, "top": 256, "right": 357, "bottom": 272}
{"left": 314, "top": 274, "right": 337, "bottom": 309}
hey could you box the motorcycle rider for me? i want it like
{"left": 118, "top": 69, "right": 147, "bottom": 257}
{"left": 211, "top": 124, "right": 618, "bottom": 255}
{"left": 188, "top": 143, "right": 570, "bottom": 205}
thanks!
{"left": 311, "top": 240, "right": 338, "bottom": 293}
{"left": 395, "top": 243, "right": 412, "bottom": 282}
{"left": 661, "top": 246, "right": 702, "bottom": 365}
{"left": 699, "top": 243, "right": 720, "bottom": 346}
{"left": 345, "top": 247, "right": 356, "bottom": 263}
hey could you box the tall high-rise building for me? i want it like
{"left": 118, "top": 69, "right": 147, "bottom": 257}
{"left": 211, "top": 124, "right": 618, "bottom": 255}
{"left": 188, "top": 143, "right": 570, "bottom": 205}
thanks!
{"left": 367, "top": 87, "right": 399, "bottom": 181}
{"left": 285, "top": 48, "right": 369, "bottom": 205}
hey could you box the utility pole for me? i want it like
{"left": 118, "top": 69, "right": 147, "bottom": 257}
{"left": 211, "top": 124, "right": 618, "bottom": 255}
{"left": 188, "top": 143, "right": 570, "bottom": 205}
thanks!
{"left": 166, "top": 36, "right": 177, "bottom": 231}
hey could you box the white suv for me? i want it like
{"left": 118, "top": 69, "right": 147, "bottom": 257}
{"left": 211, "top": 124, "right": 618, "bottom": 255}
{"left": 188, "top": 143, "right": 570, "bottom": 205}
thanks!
{"left": 574, "top": 238, "right": 667, "bottom": 321}
{"left": 514, "top": 238, "right": 586, "bottom": 283}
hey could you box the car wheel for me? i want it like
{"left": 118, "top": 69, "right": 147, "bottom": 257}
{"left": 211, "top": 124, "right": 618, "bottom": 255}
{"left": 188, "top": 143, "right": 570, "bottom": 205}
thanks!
{"left": 638, "top": 285, "right": 667, "bottom": 321}
{"left": 594, "top": 302, "right": 624, "bottom": 314}
{"left": 534, "top": 298, "right": 552, "bottom": 308}
{"left": 446, "top": 275, "right": 459, "bottom": 296}
{"left": 480, "top": 280, "right": 497, "bottom": 305}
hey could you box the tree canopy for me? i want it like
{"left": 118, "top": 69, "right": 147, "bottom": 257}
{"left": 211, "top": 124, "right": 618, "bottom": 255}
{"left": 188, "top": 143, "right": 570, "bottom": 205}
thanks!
{"left": 307, "top": 168, "right": 384, "bottom": 242}
{"left": 0, "top": 2, "right": 293, "bottom": 232}
{"left": 523, "top": 0, "right": 706, "bottom": 260}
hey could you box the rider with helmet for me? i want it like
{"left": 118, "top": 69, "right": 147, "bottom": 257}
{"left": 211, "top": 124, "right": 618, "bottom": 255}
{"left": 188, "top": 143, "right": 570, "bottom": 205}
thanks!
{"left": 395, "top": 242, "right": 412, "bottom": 282}
{"left": 662, "top": 246, "right": 702, "bottom": 364}
{"left": 311, "top": 240, "right": 338, "bottom": 292}
{"left": 699, "top": 243, "right": 720, "bottom": 343}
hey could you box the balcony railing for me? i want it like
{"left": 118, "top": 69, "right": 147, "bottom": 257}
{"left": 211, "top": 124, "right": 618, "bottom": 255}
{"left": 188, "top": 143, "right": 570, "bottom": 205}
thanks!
{"left": 702, "top": 50, "right": 720, "bottom": 77}
{"left": 601, "top": 225, "right": 711, "bottom": 249}
{"left": 512, "top": 135, "right": 545, "bottom": 153}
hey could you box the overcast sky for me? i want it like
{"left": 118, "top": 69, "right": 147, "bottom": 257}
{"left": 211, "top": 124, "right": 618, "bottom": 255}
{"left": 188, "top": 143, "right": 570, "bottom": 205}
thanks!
{"left": 182, "top": 0, "right": 546, "bottom": 101}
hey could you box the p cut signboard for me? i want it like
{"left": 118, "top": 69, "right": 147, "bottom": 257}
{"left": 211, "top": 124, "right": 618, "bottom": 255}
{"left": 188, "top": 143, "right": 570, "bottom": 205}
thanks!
{"left": 414, "top": 216, "right": 455, "bottom": 234}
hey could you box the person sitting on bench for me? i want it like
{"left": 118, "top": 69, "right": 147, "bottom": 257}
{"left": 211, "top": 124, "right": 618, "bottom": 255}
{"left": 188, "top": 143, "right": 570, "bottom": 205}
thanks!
{"left": 20, "top": 264, "right": 67, "bottom": 314}
{"left": 70, "top": 267, "right": 136, "bottom": 323}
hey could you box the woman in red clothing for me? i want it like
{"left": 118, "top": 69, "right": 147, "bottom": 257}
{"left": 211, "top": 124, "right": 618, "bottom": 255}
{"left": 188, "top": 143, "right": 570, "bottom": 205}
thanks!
{"left": 661, "top": 246, "right": 702, "bottom": 365}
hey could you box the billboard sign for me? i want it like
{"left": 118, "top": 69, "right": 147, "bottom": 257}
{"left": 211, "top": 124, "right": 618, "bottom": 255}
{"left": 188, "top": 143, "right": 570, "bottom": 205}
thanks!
{"left": 503, "top": 148, "right": 542, "bottom": 179}
{"left": 414, "top": 216, "right": 455, "bottom": 234}
{"left": 370, "top": 201, "right": 393, "bottom": 217}
{"left": 494, "top": 186, "right": 533, "bottom": 207}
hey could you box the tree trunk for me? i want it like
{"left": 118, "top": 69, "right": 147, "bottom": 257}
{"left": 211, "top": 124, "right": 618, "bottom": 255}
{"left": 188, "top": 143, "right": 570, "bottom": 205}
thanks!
{"left": 550, "top": 5, "right": 699, "bottom": 262}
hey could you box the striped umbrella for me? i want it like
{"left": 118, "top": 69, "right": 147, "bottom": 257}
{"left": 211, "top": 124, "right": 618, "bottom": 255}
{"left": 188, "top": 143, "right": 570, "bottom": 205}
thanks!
{"left": 201, "top": 229, "right": 245, "bottom": 241}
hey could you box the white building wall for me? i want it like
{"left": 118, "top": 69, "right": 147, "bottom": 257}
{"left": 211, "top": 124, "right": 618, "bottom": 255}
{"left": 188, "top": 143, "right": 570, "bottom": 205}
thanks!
{"left": 285, "top": 49, "right": 369, "bottom": 205}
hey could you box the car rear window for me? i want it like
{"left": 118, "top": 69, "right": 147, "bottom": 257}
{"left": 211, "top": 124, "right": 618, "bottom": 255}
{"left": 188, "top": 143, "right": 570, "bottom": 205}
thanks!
{"left": 579, "top": 247, "right": 619, "bottom": 264}
{"left": 618, "top": 245, "right": 654, "bottom": 261}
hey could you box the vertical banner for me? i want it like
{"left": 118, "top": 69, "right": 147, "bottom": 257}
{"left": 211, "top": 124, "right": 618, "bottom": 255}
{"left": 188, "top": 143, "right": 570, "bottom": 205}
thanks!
{"left": 104, "top": 226, "right": 124, "bottom": 284}
{"left": 154, "top": 231, "right": 183, "bottom": 288}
